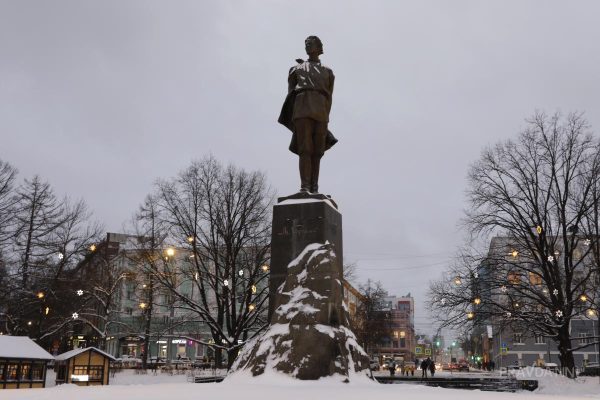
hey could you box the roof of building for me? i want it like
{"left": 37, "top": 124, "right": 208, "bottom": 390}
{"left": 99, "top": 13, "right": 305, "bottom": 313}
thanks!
{"left": 0, "top": 336, "right": 54, "bottom": 360}
{"left": 55, "top": 347, "right": 116, "bottom": 361}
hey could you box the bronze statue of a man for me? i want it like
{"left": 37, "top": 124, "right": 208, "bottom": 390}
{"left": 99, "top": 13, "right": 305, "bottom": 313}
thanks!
{"left": 278, "top": 36, "right": 337, "bottom": 194}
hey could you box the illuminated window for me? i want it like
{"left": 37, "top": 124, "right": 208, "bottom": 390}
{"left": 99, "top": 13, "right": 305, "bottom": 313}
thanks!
{"left": 400, "top": 331, "right": 406, "bottom": 338}
{"left": 19, "top": 363, "right": 31, "bottom": 381}
{"left": 508, "top": 272, "right": 522, "bottom": 285}
{"left": 529, "top": 272, "right": 542, "bottom": 286}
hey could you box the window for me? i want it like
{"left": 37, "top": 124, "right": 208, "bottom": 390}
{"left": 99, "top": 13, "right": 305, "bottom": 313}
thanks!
{"left": 579, "top": 333, "right": 590, "bottom": 345}
{"left": 535, "top": 335, "right": 545, "bottom": 344}
{"left": 508, "top": 272, "right": 522, "bottom": 285}
{"left": 89, "top": 366, "right": 103, "bottom": 381}
{"left": 400, "top": 338, "right": 406, "bottom": 348}
{"left": 73, "top": 366, "right": 88, "bottom": 376}
{"left": 31, "top": 363, "right": 44, "bottom": 381}
{"left": 392, "top": 340, "right": 398, "bottom": 348}
{"left": 6, "top": 363, "right": 18, "bottom": 380}
{"left": 400, "top": 331, "right": 406, "bottom": 338}
{"left": 19, "top": 363, "right": 31, "bottom": 381}
{"left": 0, "top": 361, "right": 5, "bottom": 380}
{"left": 529, "top": 272, "right": 542, "bottom": 286}
{"left": 513, "top": 333, "right": 524, "bottom": 344}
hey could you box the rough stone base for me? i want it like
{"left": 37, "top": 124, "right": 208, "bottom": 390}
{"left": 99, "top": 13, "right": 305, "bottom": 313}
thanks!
{"left": 229, "top": 242, "right": 370, "bottom": 381}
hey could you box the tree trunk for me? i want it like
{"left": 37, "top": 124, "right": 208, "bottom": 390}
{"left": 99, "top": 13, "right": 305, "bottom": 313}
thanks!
{"left": 557, "top": 325, "right": 576, "bottom": 378}
{"left": 227, "top": 347, "right": 239, "bottom": 370}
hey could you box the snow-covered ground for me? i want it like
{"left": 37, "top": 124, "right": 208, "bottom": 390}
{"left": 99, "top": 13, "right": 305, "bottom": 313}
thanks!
{"left": 2, "top": 367, "right": 599, "bottom": 400}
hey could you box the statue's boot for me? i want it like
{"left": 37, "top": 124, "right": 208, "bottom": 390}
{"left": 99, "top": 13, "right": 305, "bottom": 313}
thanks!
{"left": 299, "top": 154, "right": 312, "bottom": 192}
{"left": 310, "top": 156, "right": 321, "bottom": 193}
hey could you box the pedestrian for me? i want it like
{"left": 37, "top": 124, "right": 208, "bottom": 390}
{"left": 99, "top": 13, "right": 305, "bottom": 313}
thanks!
{"left": 421, "top": 358, "right": 429, "bottom": 379}
{"left": 429, "top": 359, "right": 436, "bottom": 377}
{"left": 490, "top": 360, "right": 495, "bottom": 371}
{"left": 388, "top": 360, "right": 396, "bottom": 376}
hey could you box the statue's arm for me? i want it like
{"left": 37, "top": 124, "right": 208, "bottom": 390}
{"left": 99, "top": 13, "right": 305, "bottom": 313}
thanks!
{"left": 287, "top": 67, "right": 297, "bottom": 94}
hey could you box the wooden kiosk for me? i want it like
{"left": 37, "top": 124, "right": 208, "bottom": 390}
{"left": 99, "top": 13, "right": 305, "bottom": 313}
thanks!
{"left": 55, "top": 347, "right": 116, "bottom": 386}
{"left": 0, "top": 336, "right": 54, "bottom": 389}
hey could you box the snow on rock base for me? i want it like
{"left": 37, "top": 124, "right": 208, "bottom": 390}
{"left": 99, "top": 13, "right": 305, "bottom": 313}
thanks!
{"left": 229, "top": 242, "right": 370, "bottom": 382}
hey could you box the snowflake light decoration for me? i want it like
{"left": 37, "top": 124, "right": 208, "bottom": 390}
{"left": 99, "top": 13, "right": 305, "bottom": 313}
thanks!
{"left": 555, "top": 310, "right": 563, "bottom": 318}
{"left": 238, "top": 270, "right": 244, "bottom": 277}
{"left": 553, "top": 289, "right": 559, "bottom": 296}
{"left": 500, "top": 286, "right": 508, "bottom": 293}
{"left": 473, "top": 271, "right": 479, "bottom": 279}
{"left": 223, "top": 279, "right": 229, "bottom": 287}
{"left": 72, "top": 312, "right": 79, "bottom": 319}
{"left": 76, "top": 290, "right": 84, "bottom": 296}
{"left": 57, "top": 253, "right": 64, "bottom": 260}
{"left": 441, "top": 298, "right": 446, "bottom": 306}
{"left": 584, "top": 239, "right": 591, "bottom": 246}
{"left": 547, "top": 255, "right": 554, "bottom": 262}
{"left": 506, "top": 312, "right": 512, "bottom": 318}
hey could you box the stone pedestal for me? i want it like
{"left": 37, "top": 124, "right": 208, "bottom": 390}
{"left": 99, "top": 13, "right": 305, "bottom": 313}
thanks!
{"left": 228, "top": 195, "right": 370, "bottom": 381}
{"left": 268, "top": 196, "right": 343, "bottom": 320}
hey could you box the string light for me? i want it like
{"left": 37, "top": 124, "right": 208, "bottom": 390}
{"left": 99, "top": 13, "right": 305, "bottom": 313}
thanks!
{"left": 511, "top": 250, "right": 518, "bottom": 258}
{"left": 76, "top": 290, "right": 84, "bottom": 296}
{"left": 473, "top": 297, "right": 481, "bottom": 305}
{"left": 89, "top": 244, "right": 96, "bottom": 252}
{"left": 506, "top": 312, "right": 512, "bottom": 318}
{"left": 584, "top": 239, "right": 591, "bottom": 246}
{"left": 195, "top": 272, "right": 199, "bottom": 281}
{"left": 454, "top": 277, "right": 462, "bottom": 285}
{"left": 249, "top": 304, "right": 255, "bottom": 311}
{"left": 467, "top": 312, "right": 474, "bottom": 320}
{"left": 57, "top": 253, "right": 64, "bottom": 260}
{"left": 37, "top": 292, "right": 45, "bottom": 299}
{"left": 72, "top": 313, "right": 79, "bottom": 319}
{"left": 187, "top": 236, "right": 194, "bottom": 243}
{"left": 139, "top": 303, "right": 147, "bottom": 309}
{"left": 166, "top": 248, "right": 175, "bottom": 257}
{"left": 547, "top": 256, "right": 554, "bottom": 262}
{"left": 238, "top": 270, "right": 244, "bottom": 277}
{"left": 500, "top": 286, "right": 508, "bottom": 293}
{"left": 587, "top": 309, "right": 597, "bottom": 317}
{"left": 45, "top": 307, "right": 50, "bottom": 315}
{"left": 27, "top": 321, "right": 32, "bottom": 326}
{"left": 251, "top": 285, "right": 257, "bottom": 294}
{"left": 261, "top": 265, "right": 269, "bottom": 272}
{"left": 555, "top": 310, "right": 563, "bottom": 318}
{"left": 223, "top": 279, "right": 229, "bottom": 287}
{"left": 536, "top": 226, "right": 543, "bottom": 234}
{"left": 580, "top": 295, "right": 588, "bottom": 302}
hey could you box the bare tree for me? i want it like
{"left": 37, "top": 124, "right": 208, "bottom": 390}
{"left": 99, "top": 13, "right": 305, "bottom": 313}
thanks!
{"left": 140, "top": 157, "right": 274, "bottom": 368}
{"left": 351, "top": 279, "right": 390, "bottom": 355}
{"left": 1, "top": 173, "right": 102, "bottom": 339}
{"left": 430, "top": 112, "right": 600, "bottom": 377}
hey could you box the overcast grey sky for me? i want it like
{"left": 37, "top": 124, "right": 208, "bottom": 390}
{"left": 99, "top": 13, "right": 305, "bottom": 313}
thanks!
{"left": 2, "top": 1, "right": 600, "bottom": 336}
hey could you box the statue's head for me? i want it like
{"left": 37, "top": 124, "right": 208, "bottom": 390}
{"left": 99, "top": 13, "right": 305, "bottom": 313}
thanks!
{"left": 305, "top": 36, "right": 323, "bottom": 56}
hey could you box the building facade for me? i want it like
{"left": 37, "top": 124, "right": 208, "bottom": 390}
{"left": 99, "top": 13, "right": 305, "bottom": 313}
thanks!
{"left": 474, "top": 236, "right": 600, "bottom": 369}
{"left": 373, "top": 294, "right": 416, "bottom": 363}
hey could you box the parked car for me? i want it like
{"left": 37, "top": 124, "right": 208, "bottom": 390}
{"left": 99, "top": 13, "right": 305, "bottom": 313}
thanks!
{"left": 457, "top": 361, "right": 469, "bottom": 372}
